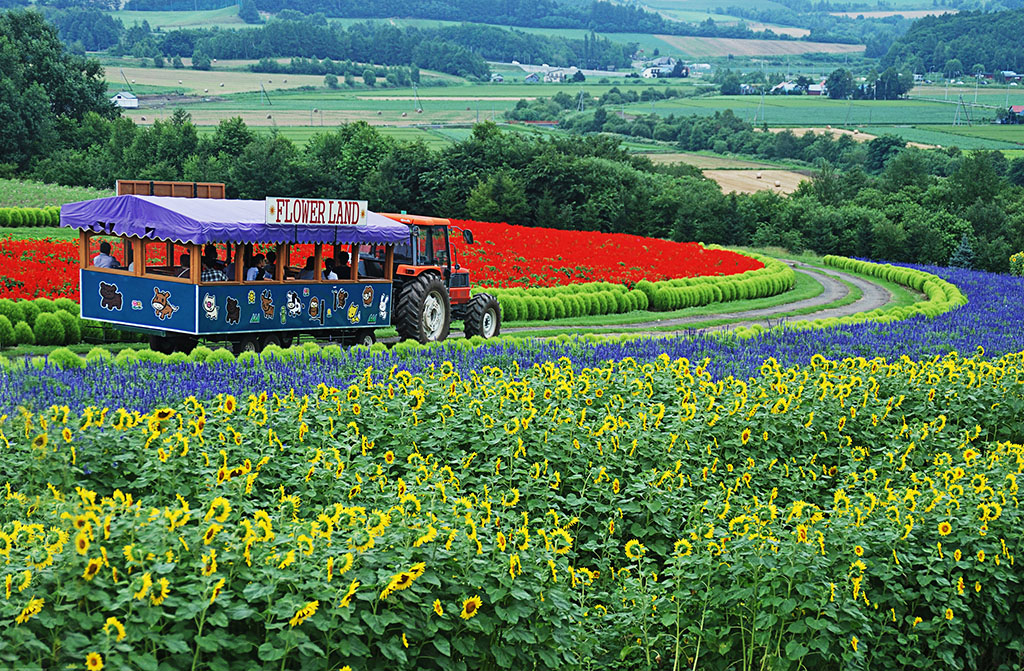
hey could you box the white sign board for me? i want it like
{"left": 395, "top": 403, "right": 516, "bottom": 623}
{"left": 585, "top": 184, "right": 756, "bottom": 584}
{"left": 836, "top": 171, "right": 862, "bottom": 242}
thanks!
{"left": 266, "top": 198, "right": 367, "bottom": 226}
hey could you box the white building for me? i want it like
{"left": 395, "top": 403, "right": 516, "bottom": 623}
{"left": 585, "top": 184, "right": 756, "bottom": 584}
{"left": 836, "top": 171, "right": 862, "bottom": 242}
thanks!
{"left": 110, "top": 91, "right": 138, "bottom": 108}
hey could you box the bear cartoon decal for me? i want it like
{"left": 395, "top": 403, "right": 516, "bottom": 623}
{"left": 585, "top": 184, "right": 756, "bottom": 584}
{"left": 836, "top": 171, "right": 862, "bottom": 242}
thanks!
{"left": 362, "top": 285, "right": 374, "bottom": 306}
{"left": 98, "top": 282, "right": 123, "bottom": 311}
{"left": 225, "top": 297, "right": 241, "bottom": 325}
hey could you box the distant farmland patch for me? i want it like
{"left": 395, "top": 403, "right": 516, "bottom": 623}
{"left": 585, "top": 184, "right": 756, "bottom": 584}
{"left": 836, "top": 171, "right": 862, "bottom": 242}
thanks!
{"left": 641, "top": 152, "right": 779, "bottom": 169}
{"left": 653, "top": 35, "right": 865, "bottom": 58}
{"left": 111, "top": 67, "right": 327, "bottom": 95}
{"left": 703, "top": 169, "right": 808, "bottom": 195}
{"left": 829, "top": 9, "right": 957, "bottom": 18}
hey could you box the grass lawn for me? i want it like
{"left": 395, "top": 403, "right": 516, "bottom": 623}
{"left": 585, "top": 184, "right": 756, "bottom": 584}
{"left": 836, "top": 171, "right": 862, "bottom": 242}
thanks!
{"left": 0, "top": 180, "right": 113, "bottom": 208}
{"left": 105, "top": 6, "right": 248, "bottom": 30}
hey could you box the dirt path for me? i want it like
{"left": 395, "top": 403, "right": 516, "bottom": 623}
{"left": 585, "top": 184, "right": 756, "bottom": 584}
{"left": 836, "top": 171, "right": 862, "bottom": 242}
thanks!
{"left": 444, "top": 262, "right": 894, "bottom": 339}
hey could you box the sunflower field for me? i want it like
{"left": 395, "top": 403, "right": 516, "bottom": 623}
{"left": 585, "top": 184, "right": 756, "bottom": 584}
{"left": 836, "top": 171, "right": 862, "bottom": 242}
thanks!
{"left": 1, "top": 346, "right": 1023, "bottom": 670}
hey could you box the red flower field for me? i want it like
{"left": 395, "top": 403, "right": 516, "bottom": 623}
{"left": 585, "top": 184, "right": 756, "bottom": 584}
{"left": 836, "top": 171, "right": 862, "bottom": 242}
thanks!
{"left": 0, "top": 222, "right": 762, "bottom": 300}
{"left": 450, "top": 220, "right": 762, "bottom": 288}
{"left": 0, "top": 238, "right": 79, "bottom": 301}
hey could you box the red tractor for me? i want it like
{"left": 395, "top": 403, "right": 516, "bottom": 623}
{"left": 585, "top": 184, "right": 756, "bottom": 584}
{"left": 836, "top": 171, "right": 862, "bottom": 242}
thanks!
{"left": 379, "top": 213, "right": 501, "bottom": 343}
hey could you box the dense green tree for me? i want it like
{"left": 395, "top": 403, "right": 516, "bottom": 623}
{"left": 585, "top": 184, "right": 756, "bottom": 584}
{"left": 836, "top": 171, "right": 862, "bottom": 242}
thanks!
{"left": 239, "top": 0, "right": 261, "bottom": 24}
{"left": 826, "top": 68, "right": 854, "bottom": 99}
{"left": 467, "top": 171, "right": 530, "bottom": 227}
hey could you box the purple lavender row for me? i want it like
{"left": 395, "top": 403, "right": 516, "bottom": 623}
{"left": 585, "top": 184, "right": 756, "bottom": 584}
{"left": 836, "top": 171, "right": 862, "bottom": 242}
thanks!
{"left": 1, "top": 264, "right": 1021, "bottom": 413}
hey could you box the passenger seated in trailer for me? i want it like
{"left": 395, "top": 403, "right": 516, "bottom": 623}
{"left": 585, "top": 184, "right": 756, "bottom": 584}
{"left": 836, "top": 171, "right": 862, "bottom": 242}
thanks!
{"left": 255, "top": 251, "right": 276, "bottom": 280}
{"left": 297, "top": 256, "right": 317, "bottom": 280}
{"left": 247, "top": 254, "right": 266, "bottom": 281}
{"left": 323, "top": 257, "right": 339, "bottom": 280}
{"left": 176, "top": 253, "right": 191, "bottom": 278}
{"left": 93, "top": 241, "right": 119, "bottom": 268}
{"left": 201, "top": 247, "right": 227, "bottom": 282}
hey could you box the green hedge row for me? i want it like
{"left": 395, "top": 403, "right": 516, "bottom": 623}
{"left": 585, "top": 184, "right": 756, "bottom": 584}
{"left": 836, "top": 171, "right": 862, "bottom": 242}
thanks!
{"left": 0, "top": 297, "right": 140, "bottom": 349}
{"left": 728, "top": 256, "right": 969, "bottom": 339}
{"left": 637, "top": 252, "right": 794, "bottom": 312}
{"left": 477, "top": 251, "right": 793, "bottom": 323}
{"left": 0, "top": 206, "right": 62, "bottom": 228}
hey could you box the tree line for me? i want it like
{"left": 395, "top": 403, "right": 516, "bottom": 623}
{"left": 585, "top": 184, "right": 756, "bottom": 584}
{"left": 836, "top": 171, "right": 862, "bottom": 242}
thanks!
{"left": 883, "top": 9, "right": 1024, "bottom": 74}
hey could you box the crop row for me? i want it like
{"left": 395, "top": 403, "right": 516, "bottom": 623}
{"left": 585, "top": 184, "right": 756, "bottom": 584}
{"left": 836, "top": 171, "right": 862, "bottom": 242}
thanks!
{"left": 483, "top": 253, "right": 794, "bottom": 322}
{"left": 0, "top": 350, "right": 1022, "bottom": 670}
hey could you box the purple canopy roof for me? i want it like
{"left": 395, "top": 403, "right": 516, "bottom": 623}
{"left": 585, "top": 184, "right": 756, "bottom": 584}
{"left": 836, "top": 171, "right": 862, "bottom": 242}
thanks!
{"left": 60, "top": 195, "right": 412, "bottom": 245}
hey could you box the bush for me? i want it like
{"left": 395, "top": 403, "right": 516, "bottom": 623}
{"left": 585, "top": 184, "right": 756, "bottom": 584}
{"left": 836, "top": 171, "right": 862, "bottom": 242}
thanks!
{"left": 33, "top": 312, "right": 65, "bottom": 346}
{"left": 20, "top": 301, "right": 40, "bottom": 327}
{"left": 34, "top": 298, "right": 57, "bottom": 314}
{"left": 0, "top": 209, "right": 8, "bottom": 227}
{"left": 0, "top": 299, "right": 24, "bottom": 325}
{"left": 54, "top": 310, "right": 81, "bottom": 344}
{"left": 7, "top": 209, "right": 23, "bottom": 227}
{"left": 85, "top": 347, "right": 113, "bottom": 362}
{"left": 47, "top": 347, "right": 84, "bottom": 369}
{"left": 206, "top": 348, "right": 236, "bottom": 364}
{"left": 54, "top": 298, "right": 79, "bottom": 314}
{"left": 190, "top": 346, "right": 214, "bottom": 363}
{"left": 0, "top": 315, "right": 13, "bottom": 348}
{"left": 13, "top": 321, "right": 34, "bottom": 345}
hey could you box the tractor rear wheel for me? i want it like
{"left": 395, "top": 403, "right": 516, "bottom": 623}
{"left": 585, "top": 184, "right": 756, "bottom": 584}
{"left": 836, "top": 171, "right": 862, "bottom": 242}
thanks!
{"left": 395, "top": 273, "right": 451, "bottom": 343}
{"left": 463, "top": 293, "right": 501, "bottom": 339}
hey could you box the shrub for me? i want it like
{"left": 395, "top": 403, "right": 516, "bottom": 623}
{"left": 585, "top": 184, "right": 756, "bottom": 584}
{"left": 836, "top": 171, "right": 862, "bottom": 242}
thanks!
{"left": 85, "top": 347, "right": 113, "bottom": 362}
{"left": 0, "top": 299, "right": 24, "bottom": 325}
{"left": 0, "top": 315, "right": 13, "bottom": 348}
{"left": 0, "top": 209, "right": 8, "bottom": 227}
{"left": 114, "top": 349, "right": 141, "bottom": 366}
{"left": 81, "top": 322, "right": 103, "bottom": 343}
{"left": 206, "top": 348, "right": 236, "bottom": 364}
{"left": 19, "top": 300, "right": 40, "bottom": 327}
{"left": 33, "top": 312, "right": 65, "bottom": 346}
{"left": 54, "top": 298, "right": 79, "bottom": 314}
{"left": 13, "top": 321, "right": 34, "bottom": 345}
{"left": 54, "top": 310, "right": 81, "bottom": 344}
{"left": 34, "top": 298, "right": 56, "bottom": 314}
{"left": 47, "top": 347, "right": 84, "bottom": 369}
{"left": 189, "top": 346, "right": 214, "bottom": 363}
{"left": 7, "top": 209, "right": 23, "bottom": 226}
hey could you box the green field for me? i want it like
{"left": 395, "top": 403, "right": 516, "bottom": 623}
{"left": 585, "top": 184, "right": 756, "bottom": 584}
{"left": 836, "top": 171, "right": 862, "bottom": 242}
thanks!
{"left": 933, "top": 124, "right": 1024, "bottom": 145}
{"left": 105, "top": 6, "right": 247, "bottom": 30}
{"left": 852, "top": 125, "right": 1020, "bottom": 149}
{"left": 0, "top": 179, "right": 113, "bottom": 208}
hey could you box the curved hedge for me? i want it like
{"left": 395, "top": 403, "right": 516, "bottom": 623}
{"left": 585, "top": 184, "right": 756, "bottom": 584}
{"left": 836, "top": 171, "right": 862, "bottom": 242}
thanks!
{"left": 478, "top": 250, "right": 794, "bottom": 323}
{"left": 0, "top": 206, "right": 61, "bottom": 228}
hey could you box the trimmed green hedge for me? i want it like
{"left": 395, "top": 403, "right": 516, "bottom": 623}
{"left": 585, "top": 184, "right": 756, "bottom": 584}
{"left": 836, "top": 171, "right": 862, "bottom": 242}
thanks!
{"left": 0, "top": 206, "right": 61, "bottom": 228}
{"left": 0, "top": 297, "right": 138, "bottom": 350}
{"left": 476, "top": 250, "right": 794, "bottom": 323}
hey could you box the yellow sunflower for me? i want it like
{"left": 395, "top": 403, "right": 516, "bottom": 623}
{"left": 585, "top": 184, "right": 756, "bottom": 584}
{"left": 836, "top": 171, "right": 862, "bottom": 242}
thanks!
{"left": 85, "top": 652, "right": 103, "bottom": 671}
{"left": 624, "top": 539, "right": 646, "bottom": 560}
{"left": 460, "top": 595, "right": 482, "bottom": 620}
{"left": 433, "top": 599, "right": 444, "bottom": 617}
{"left": 938, "top": 521, "right": 952, "bottom": 536}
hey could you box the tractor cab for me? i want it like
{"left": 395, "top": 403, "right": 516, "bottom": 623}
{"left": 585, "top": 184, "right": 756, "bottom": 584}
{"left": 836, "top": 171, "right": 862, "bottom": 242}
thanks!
{"left": 380, "top": 213, "right": 500, "bottom": 341}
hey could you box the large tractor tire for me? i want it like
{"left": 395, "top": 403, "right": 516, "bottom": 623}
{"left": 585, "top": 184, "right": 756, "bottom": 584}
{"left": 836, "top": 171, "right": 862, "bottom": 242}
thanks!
{"left": 395, "top": 273, "right": 451, "bottom": 343}
{"left": 463, "top": 293, "right": 501, "bottom": 339}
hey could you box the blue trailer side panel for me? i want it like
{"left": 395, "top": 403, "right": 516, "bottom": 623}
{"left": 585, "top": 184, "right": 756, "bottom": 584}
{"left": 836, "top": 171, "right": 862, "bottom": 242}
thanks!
{"left": 196, "top": 282, "right": 391, "bottom": 335}
{"left": 81, "top": 270, "right": 198, "bottom": 334}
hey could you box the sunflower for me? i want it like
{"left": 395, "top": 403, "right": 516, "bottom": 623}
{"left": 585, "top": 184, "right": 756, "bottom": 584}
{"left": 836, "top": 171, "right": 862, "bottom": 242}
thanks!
{"left": 82, "top": 557, "right": 103, "bottom": 581}
{"left": 153, "top": 408, "right": 175, "bottom": 421}
{"left": 209, "top": 578, "right": 225, "bottom": 605}
{"left": 624, "top": 539, "right": 646, "bottom": 560}
{"left": 383, "top": 451, "right": 395, "bottom": 464}
{"left": 288, "top": 600, "right": 319, "bottom": 628}
{"left": 379, "top": 571, "right": 415, "bottom": 600}
{"left": 151, "top": 578, "right": 170, "bottom": 606}
{"left": 339, "top": 579, "right": 360, "bottom": 608}
{"left": 938, "top": 521, "right": 952, "bottom": 536}
{"left": 133, "top": 572, "right": 153, "bottom": 601}
{"left": 741, "top": 428, "right": 751, "bottom": 445}
{"left": 673, "top": 538, "right": 693, "bottom": 557}
{"left": 850, "top": 636, "right": 858, "bottom": 653}
{"left": 203, "top": 523, "right": 222, "bottom": 545}
{"left": 433, "top": 599, "right": 444, "bottom": 617}
{"left": 62, "top": 427, "right": 73, "bottom": 443}
{"left": 977, "top": 550, "right": 985, "bottom": 563}
{"left": 31, "top": 433, "right": 47, "bottom": 449}
{"left": 496, "top": 532, "right": 507, "bottom": 552}
{"left": 612, "top": 478, "right": 620, "bottom": 494}
{"left": 945, "top": 608, "right": 954, "bottom": 621}
{"left": 15, "top": 597, "right": 44, "bottom": 624}
{"left": 854, "top": 545, "right": 864, "bottom": 557}
{"left": 103, "top": 617, "right": 126, "bottom": 642}
{"left": 460, "top": 595, "right": 482, "bottom": 620}
{"left": 85, "top": 652, "right": 103, "bottom": 671}
{"left": 223, "top": 396, "right": 236, "bottom": 414}
{"left": 74, "top": 531, "right": 90, "bottom": 556}
{"left": 953, "top": 549, "right": 962, "bottom": 562}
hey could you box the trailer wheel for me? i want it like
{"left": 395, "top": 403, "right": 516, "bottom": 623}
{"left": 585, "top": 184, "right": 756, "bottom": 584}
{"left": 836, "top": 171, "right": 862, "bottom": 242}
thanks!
{"left": 395, "top": 273, "right": 450, "bottom": 343}
{"left": 463, "top": 293, "right": 501, "bottom": 339}
{"left": 259, "top": 334, "right": 281, "bottom": 350}
{"left": 149, "top": 335, "right": 175, "bottom": 355}
{"left": 233, "top": 335, "right": 260, "bottom": 355}
{"left": 279, "top": 334, "right": 294, "bottom": 349}
{"left": 352, "top": 330, "right": 375, "bottom": 347}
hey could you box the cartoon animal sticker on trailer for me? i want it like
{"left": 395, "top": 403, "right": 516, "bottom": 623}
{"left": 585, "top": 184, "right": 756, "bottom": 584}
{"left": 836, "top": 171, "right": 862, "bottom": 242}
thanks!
{"left": 362, "top": 285, "right": 374, "bottom": 306}
{"left": 225, "top": 297, "right": 241, "bottom": 325}
{"left": 332, "top": 288, "right": 348, "bottom": 312}
{"left": 378, "top": 294, "right": 389, "bottom": 321}
{"left": 98, "top": 282, "right": 123, "bottom": 311}
{"left": 152, "top": 288, "right": 178, "bottom": 321}
{"left": 308, "top": 296, "right": 325, "bottom": 325}
{"left": 347, "top": 303, "right": 360, "bottom": 324}
{"left": 203, "top": 293, "right": 219, "bottom": 320}
{"left": 260, "top": 290, "right": 274, "bottom": 320}
{"left": 286, "top": 291, "right": 304, "bottom": 318}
